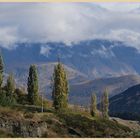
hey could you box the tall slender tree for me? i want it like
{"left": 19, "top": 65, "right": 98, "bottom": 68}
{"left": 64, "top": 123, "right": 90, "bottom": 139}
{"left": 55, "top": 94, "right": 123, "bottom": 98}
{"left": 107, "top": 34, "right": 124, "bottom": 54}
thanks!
{"left": 101, "top": 89, "right": 109, "bottom": 119}
{"left": 52, "top": 61, "right": 69, "bottom": 110}
{"left": 27, "top": 65, "right": 39, "bottom": 105}
{"left": 5, "top": 73, "right": 15, "bottom": 97}
{"left": 0, "top": 52, "right": 4, "bottom": 88}
{"left": 90, "top": 93, "right": 97, "bottom": 117}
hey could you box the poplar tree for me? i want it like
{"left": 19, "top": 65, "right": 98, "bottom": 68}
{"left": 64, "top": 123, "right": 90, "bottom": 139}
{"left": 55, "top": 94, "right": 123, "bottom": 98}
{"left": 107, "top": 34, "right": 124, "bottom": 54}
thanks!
{"left": 101, "top": 89, "right": 109, "bottom": 119}
{"left": 0, "top": 53, "right": 4, "bottom": 88}
{"left": 3, "top": 73, "right": 16, "bottom": 106}
{"left": 27, "top": 65, "right": 39, "bottom": 105}
{"left": 5, "top": 73, "right": 15, "bottom": 97}
{"left": 90, "top": 93, "right": 97, "bottom": 117}
{"left": 52, "top": 61, "right": 69, "bottom": 110}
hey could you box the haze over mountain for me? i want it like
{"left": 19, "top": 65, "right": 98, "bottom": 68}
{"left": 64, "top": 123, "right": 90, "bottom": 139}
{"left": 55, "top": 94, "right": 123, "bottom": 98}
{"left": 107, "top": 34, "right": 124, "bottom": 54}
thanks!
{"left": 0, "top": 3, "right": 140, "bottom": 49}
{"left": 1, "top": 3, "right": 140, "bottom": 81}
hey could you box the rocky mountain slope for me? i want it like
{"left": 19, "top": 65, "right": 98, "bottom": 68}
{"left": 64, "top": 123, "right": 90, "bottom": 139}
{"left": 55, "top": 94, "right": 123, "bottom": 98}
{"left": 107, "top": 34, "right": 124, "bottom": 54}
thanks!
{"left": 1, "top": 39, "right": 140, "bottom": 79}
{"left": 14, "top": 62, "right": 88, "bottom": 91}
{"left": 109, "top": 84, "right": 140, "bottom": 120}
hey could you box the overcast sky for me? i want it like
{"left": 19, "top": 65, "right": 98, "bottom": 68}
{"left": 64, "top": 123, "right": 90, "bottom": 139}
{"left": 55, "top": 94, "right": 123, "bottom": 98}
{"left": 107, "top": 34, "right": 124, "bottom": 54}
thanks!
{"left": 0, "top": 3, "right": 140, "bottom": 50}
{"left": 98, "top": 3, "right": 140, "bottom": 11}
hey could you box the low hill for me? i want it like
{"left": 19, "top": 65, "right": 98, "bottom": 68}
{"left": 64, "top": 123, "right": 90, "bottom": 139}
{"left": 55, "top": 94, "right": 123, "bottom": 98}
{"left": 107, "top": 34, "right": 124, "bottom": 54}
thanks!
{"left": 11, "top": 63, "right": 140, "bottom": 107}
{"left": 0, "top": 105, "right": 138, "bottom": 138}
{"left": 109, "top": 84, "right": 140, "bottom": 120}
{"left": 14, "top": 62, "right": 88, "bottom": 91}
{"left": 70, "top": 75, "right": 140, "bottom": 105}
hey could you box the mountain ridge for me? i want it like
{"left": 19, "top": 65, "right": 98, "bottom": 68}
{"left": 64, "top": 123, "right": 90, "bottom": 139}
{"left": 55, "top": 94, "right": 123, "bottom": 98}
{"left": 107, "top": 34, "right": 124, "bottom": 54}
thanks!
{"left": 1, "top": 39, "right": 140, "bottom": 79}
{"left": 70, "top": 74, "right": 140, "bottom": 105}
{"left": 109, "top": 84, "right": 140, "bottom": 120}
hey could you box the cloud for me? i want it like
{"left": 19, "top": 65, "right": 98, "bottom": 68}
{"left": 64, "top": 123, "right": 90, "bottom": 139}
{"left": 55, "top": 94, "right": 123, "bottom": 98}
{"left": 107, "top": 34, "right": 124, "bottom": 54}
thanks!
{"left": 92, "top": 29, "right": 140, "bottom": 50}
{"left": 97, "top": 3, "right": 140, "bottom": 12}
{"left": 0, "top": 3, "right": 140, "bottom": 50}
{"left": 0, "top": 27, "right": 19, "bottom": 49}
{"left": 105, "top": 29, "right": 140, "bottom": 49}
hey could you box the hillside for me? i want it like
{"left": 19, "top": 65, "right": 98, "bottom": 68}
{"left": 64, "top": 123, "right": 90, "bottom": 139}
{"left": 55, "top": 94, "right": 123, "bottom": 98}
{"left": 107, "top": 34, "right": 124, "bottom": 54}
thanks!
{"left": 14, "top": 70, "right": 140, "bottom": 106}
{"left": 14, "top": 62, "right": 88, "bottom": 91}
{"left": 111, "top": 117, "right": 140, "bottom": 131}
{"left": 0, "top": 105, "right": 138, "bottom": 138}
{"left": 109, "top": 84, "right": 140, "bottom": 120}
{"left": 70, "top": 75, "right": 140, "bottom": 105}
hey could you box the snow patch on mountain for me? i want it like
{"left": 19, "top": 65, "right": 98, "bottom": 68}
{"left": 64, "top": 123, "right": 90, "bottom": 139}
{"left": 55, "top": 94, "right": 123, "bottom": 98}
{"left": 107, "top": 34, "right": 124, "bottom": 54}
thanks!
{"left": 91, "top": 45, "right": 115, "bottom": 58}
{"left": 40, "top": 45, "right": 52, "bottom": 57}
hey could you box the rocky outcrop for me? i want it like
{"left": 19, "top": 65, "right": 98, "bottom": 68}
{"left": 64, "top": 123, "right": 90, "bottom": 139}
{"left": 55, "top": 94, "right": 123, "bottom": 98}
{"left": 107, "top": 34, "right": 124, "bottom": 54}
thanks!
{"left": 0, "top": 117, "right": 47, "bottom": 137}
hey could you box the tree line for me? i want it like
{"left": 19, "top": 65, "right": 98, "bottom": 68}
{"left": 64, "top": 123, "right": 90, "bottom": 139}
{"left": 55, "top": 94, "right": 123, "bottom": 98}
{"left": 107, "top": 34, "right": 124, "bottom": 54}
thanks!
{"left": 0, "top": 52, "right": 109, "bottom": 119}
{"left": 90, "top": 90, "right": 109, "bottom": 119}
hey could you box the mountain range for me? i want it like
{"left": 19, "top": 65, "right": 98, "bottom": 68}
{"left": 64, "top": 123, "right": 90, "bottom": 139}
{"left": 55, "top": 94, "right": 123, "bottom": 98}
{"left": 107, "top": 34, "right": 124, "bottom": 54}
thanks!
{"left": 1, "top": 39, "right": 140, "bottom": 79}
{"left": 1, "top": 39, "right": 140, "bottom": 106}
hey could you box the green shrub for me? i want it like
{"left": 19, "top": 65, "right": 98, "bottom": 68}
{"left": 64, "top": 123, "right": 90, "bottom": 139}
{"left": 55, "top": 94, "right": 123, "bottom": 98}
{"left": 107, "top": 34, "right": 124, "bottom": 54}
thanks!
{"left": 14, "top": 88, "right": 28, "bottom": 105}
{"left": 0, "top": 90, "right": 16, "bottom": 107}
{"left": 132, "top": 130, "right": 140, "bottom": 137}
